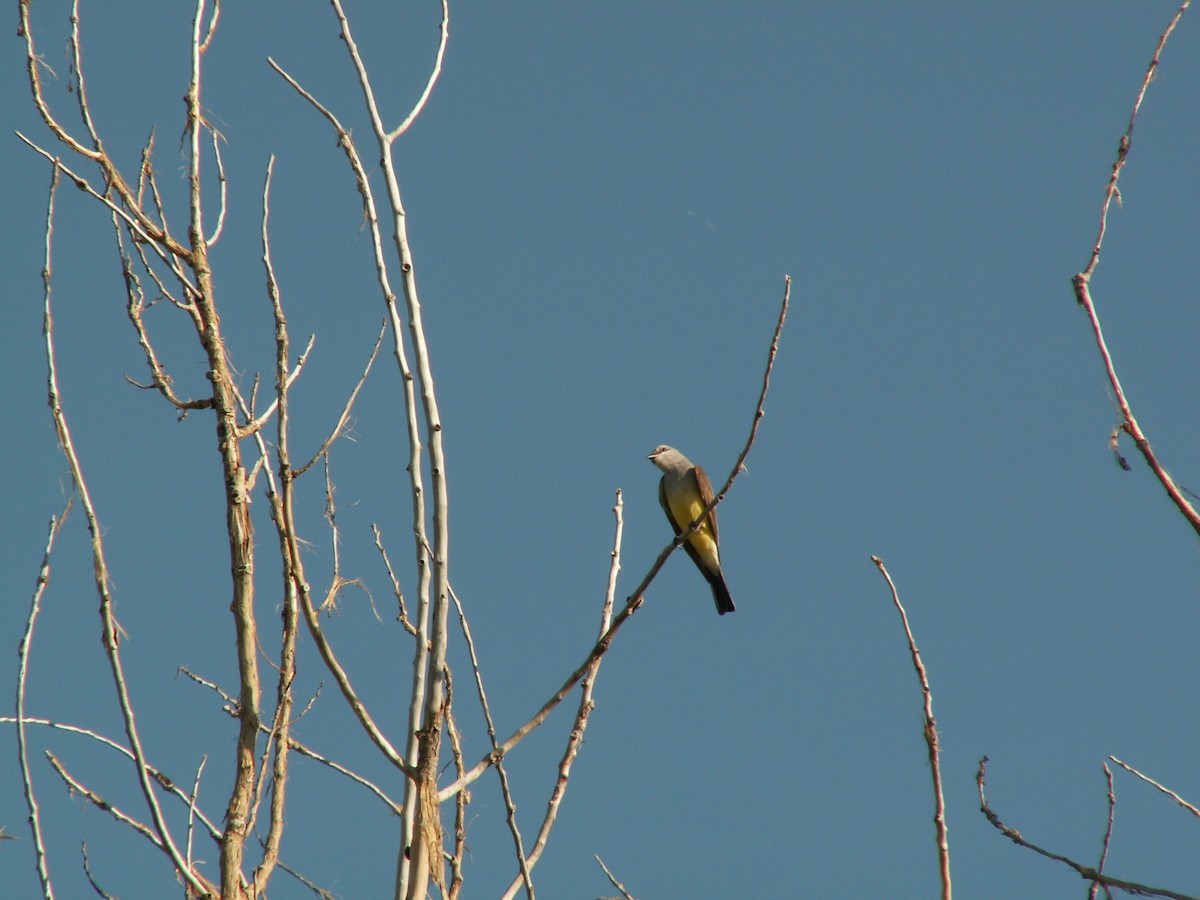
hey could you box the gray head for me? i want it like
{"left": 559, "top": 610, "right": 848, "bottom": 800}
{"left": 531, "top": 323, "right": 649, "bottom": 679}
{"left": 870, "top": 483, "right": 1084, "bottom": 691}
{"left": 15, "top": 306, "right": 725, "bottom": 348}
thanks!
{"left": 648, "top": 444, "right": 692, "bottom": 473}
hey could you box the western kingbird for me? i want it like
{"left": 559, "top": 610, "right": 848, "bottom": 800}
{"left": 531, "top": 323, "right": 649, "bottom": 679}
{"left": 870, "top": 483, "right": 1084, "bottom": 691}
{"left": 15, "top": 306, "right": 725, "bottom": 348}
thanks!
{"left": 648, "top": 445, "right": 736, "bottom": 615}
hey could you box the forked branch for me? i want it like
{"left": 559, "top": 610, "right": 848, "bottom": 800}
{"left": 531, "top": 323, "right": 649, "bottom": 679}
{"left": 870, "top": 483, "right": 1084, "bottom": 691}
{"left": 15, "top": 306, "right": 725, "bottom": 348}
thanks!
{"left": 1071, "top": 1, "right": 1199, "bottom": 535}
{"left": 977, "top": 758, "right": 1198, "bottom": 900}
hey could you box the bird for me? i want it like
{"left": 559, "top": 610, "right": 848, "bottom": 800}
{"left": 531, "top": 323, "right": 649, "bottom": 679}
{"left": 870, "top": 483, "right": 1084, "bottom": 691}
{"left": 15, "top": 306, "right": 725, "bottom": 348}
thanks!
{"left": 648, "top": 444, "right": 736, "bottom": 615}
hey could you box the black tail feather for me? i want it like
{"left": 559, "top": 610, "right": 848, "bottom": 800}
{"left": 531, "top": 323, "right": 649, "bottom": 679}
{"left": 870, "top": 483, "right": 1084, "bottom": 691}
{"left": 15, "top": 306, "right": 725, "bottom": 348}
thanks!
{"left": 707, "top": 572, "right": 736, "bottom": 616}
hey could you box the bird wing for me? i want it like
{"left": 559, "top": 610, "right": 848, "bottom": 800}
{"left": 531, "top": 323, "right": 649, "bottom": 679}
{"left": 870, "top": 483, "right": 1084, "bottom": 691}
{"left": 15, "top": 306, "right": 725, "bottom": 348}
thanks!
{"left": 658, "top": 477, "right": 681, "bottom": 536}
{"left": 690, "top": 464, "right": 719, "bottom": 545}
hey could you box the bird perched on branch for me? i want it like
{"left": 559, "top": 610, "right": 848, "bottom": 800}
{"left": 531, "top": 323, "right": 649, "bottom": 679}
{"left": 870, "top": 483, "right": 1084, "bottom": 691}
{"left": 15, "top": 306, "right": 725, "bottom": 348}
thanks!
{"left": 648, "top": 444, "right": 736, "bottom": 615}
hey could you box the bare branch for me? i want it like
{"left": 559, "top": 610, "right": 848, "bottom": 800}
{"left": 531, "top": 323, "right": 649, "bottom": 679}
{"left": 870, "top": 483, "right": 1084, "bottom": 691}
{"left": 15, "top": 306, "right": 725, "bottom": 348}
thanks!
{"left": 443, "top": 277, "right": 791, "bottom": 801}
{"left": 447, "top": 578, "right": 534, "bottom": 897}
{"left": 1088, "top": 763, "right": 1116, "bottom": 900}
{"left": 287, "top": 7, "right": 458, "bottom": 890}
{"left": 1071, "top": 1, "right": 1199, "bottom": 535}
{"left": 273, "top": 859, "right": 338, "bottom": 900}
{"left": 16, "top": 506, "right": 69, "bottom": 900}
{"left": 205, "top": 125, "right": 229, "bottom": 245}
{"left": 501, "top": 491, "right": 625, "bottom": 899}
{"left": 388, "top": 0, "right": 450, "bottom": 141}
{"left": 1076, "top": 2, "right": 1190, "bottom": 284}
{"left": 41, "top": 141, "right": 211, "bottom": 895}
{"left": 66, "top": 0, "right": 102, "bottom": 149}
{"left": 185, "top": 755, "right": 209, "bottom": 876}
{"left": 17, "top": 1, "right": 192, "bottom": 259}
{"left": 271, "top": 567, "right": 414, "bottom": 774}
{"left": 284, "top": 739, "right": 404, "bottom": 817}
{"left": 199, "top": 0, "right": 220, "bottom": 51}
{"left": 248, "top": 155, "right": 296, "bottom": 894}
{"left": 81, "top": 841, "right": 118, "bottom": 900}
{"left": 281, "top": 527, "right": 413, "bottom": 776}
{"left": 977, "top": 757, "right": 1198, "bottom": 900}
{"left": 871, "top": 556, "right": 950, "bottom": 900}
{"left": 268, "top": 53, "right": 434, "bottom": 879}
{"left": 117, "top": 220, "right": 213, "bottom": 411}
{"left": 595, "top": 855, "right": 639, "bottom": 900}
{"left": 328, "top": 6, "right": 455, "bottom": 887}
{"left": 15, "top": 168, "right": 73, "bottom": 900}
{"left": 2, "top": 716, "right": 224, "bottom": 842}
{"left": 443, "top": 668, "right": 468, "bottom": 900}
{"left": 46, "top": 752, "right": 220, "bottom": 897}
{"left": 252, "top": 158, "right": 414, "bottom": 777}
{"left": 292, "top": 321, "right": 386, "bottom": 477}
{"left": 177, "top": 670, "right": 404, "bottom": 814}
{"left": 236, "top": 334, "right": 315, "bottom": 438}
{"left": 372, "top": 524, "right": 417, "bottom": 635}
{"left": 1108, "top": 756, "right": 1200, "bottom": 819}
{"left": 16, "top": 135, "right": 199, "bottom": 293}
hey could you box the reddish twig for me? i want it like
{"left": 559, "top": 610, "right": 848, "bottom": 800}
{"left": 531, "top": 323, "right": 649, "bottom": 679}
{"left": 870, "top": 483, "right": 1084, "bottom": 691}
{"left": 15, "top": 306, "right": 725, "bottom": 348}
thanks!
{"left": 1071, "top": 2, "right": 1199, "bottom": 535}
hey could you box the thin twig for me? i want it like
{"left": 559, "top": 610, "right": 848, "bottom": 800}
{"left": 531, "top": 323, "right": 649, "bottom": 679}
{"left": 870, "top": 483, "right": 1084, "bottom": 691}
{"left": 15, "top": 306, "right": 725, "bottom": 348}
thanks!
{"left": 185, "top": 754, "right": 209, "bottom": 874}
{"left": 271, "top": 411, "right": 414, "bottom": 777}
{"left": 1109, "top": 756, "right": 1200, "bottom": 819}
{"left": 236, "top": 335, "right": 316, "bottom": 438}
{"left": 250, "top": 155, "right": 295, "bottom": 895}
{"left": 871, "top": 556, "right": 950, "bottom": 900}
{"left": 1, "top": 716, "right": 224, "bottom": 842}
{"left": 501, "top": 490, "right": 624, "bottom": 899}
{"left": 273, "top": 859, "right": 338, "bottom": 900}
{"left": 372, "top": 524, "right": 416, "bottom": 635}
{"left": 18, "top": 1, "right": 193, "bottom": 260}
{"left": 46, "top": 753, "right": 218, "bottom": 899}
{"left": 321, "top": 453, "right": 344, "bottom": 609}
{"left": 388, "top": 0, "right": 450, "bottom": 141}
{"left": 205, "top": 125, "right": 228, "bottom": 245}
{"left": 447, "top": 576, "right": 535, "bottom": 898}
{"left": 1077, "top": 1, "right": 1190, "bottom": 283}
{"left": 80, "top": 842, "right": 117, "bottom": 900}
{"left": 292, "top": 320, "right": 386, "bottom": 477}
{"left": 1071, "top": 1, "right": 1199, "bottom": 535}
{"left": 48, "top": 755, "right": 157, "bottom": 852}
{"left": 17, "top": 507, "right": 68, "bottom": 900}
{"left": 120, "top": 226, "right": 213, "bottom": 411}
{"left": 176, "top": 669, "right": 405, "bottom": 816}
{"left": 67, "top": 0, "right": 102, "bottom": 149}
{"left": 15, "top": 134, "right": 199, "bottom": 293}
{"left": 1088, "top": 763, "right": 1116, "bottom": 900}
{"left": 17, "top": 166, "right": 69, "bottom": 900}
{"left": 285, "top": 738, "right": 403, "bottom": 816}
{"left": 595, "top": 855, "right": 638, "bottom": 900}
{"left": 198, "top": 0, "right": 220, "bottom": 52}
{"left": 443, "top": 667, "right": 467, "bottom": 900}
{"left": 977, "top": 757, "right": 1198, "bottom": 900}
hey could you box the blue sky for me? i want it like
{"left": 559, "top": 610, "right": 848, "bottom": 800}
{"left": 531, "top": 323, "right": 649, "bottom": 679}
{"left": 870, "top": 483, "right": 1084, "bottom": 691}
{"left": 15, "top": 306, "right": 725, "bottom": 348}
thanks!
{"left": 3, "top": 3, "right": 1200, "bottom": 897}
